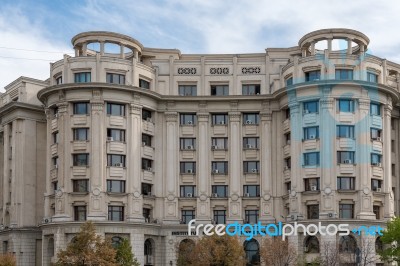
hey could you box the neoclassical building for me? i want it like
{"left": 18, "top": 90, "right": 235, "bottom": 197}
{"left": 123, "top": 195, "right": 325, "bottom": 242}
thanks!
{"left": 0, "top": 28, "right": 399, "bottom": 265}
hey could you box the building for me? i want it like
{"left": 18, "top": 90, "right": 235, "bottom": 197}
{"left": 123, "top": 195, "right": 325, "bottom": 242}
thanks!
{"left": 0, "top": 28, "right": 399, "bottom": 265}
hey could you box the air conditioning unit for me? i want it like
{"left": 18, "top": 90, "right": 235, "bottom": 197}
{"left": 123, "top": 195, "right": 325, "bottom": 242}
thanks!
{"left": 328, "top": 212, "right": 334, "bottom": 218}
{"left": 187, "top": 121, "right": 193, "bottom": 125}
{"left": 186, "top": 145, "right": 194, "bottom": 150}
{"left": 212, "top": 193, "right": 218, "bottom": 198}
{"left": 372, "top": 162, "right": 382, "bottom": 167}
{"left": 309, "top": 135, "right": 316, "bottom": 139}
{"left": 187, "top": 169, "right": 193, "bottom": 174}
{"left": 304, "top": 109, "right": 310, "bottom": 114}
{"left": 211, "top": 145, "right": 219, "bottom": 150}
{"left": 219, "top": 121, "right": 225, "bottom": 125}
{"left": 344, "top": 159, "right": 352, "bottom": 164}
{"left": 142, "top": 142, "right": 146, "bottom": 146}
{"left": 310, "top": 185, "right": 317, "bottom": 191}
{"left": 43, "top": 218, "right": 52, "bottom": 224}
{"left": 114, "top": 163, "right": 123, "bottom": 167}
{"left": 291, "top": 214, "right": 298, "bottom": 221}
{"left": 376, "top": 137, "right": 382, "bottom": 141}
{"left": 376, "top": 188, "right": 382, "bottom": 192}
{"left": 246, "top": 144, "right": 253, "bottom": 149}
{"left": 55, "top": 113, "right": 59, "bottom": 118}
{"left": 147, "top": 167, "right": 153, "bottom": 172}
{"left": 186, "top": 193, "right": 193, "bottom": 197}
{"left": 287, "top": 189, "right": 291, "bottom": 195}
{"left": 287, "top": 140, "right": 291, "bottom": 145}
{"left": 213, "top": 169, "right": 219, "bottom": 174}
{"left": 251, "top": 169, "right": 258, "bottom": 173}
{"left": 244, "top": 193, "right": 250, "bottom": 197}
{"left": 54, "top": 164, "right": 58, "bottom": 169}
{"left": 284, "top": 166, "right": 290, "bottom": 170}
{"left": 245, "top": 120, "right": 253, "bottom": 124}
{"left": 107, "top": 137, "right": 114, "bottom": 141}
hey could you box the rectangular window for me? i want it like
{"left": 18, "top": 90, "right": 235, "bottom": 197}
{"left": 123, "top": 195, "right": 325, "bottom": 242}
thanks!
{"left": 339, "top": 204, "right": 354, "bottom": 218}
{"left": 303, "top": 101, "right": 319, "bottom": 113}
{"left": 304, "top": 126, "right": 319, "bottom": 140}
{"left": 56, "top": 76, "right": 62, "bottom": 85}
{"left": 52, "top": 156, "right": 59, "bottom": 168}
{"left": 142, "top": 159, "right": 153, "bottom": 171}
{"left": 72, "top": 179, "right": 89, "bottom": 192}
{"left": 337, "top": 177, "right": 355, "bottom": 190}
{"left": 107, "top": 180, "right": 126, "bottom": 193}
{"left": 143, "top": 208, "right": 151, "bottom": 221}
{"left": 52, "top": 181, "right": 58, "bottom": 194}
{"left": 73, "top": 102, "right": 89, "bottom": 114}
{"left": 180, "top": 162, "right": 196, "bottom": 174}
{"left": 211, "top": 85, "right": 229, "bottom": 96}
{"left": 245, "top": 210, "right": 259, "bottom": 224}
{"left": 74, "top": 206, "right": 87, "bottom": 221}
{"left": 213, "top": 210, "right": 226, "bottom": 224}
{"left": 142, "top": 183, "right": 152, "bottom": 196}
{"left": 212, "top": 185, "right": 228, "bottom": 197}
{"left": 73, "top": 128, "right": 89, "bottom": 141}
{"left": 337, "top": 125, "right": 355, "bottom": 138}
{"left": 338, "top": 99, "right": 354, "bottom": 112}
{"left": 243, "top": 113, "right": 260, "bottom": 125}
{"left": 180, "top": 186, "right": 196, "bottom": 197}
{"left": 335, "top": 69, "right": 353, "bottom": 80}
{"left": 139, "top": 78, "right": 150, "bottom": 89}
{"left": 304, "top": 178, "right": 320, "bottom": 191}
{"left": 107, "top": 154, "right": 126, "bottom": 167}
{"left": 212, "top": 138, "right": 228, "bottom": 150}
{"left": 285, "top": 108, "right": 291, "bottom": 119}
{"left": 284, "top": 157, "right": 291, "bottom": 169}
{"left": 304, "top": 152, "right": 320, "bottom": 166}
{"left": 211, "top": 161, "right": 228, "bottom": 174}
{"left": 142, "top": 134, "right": 152, "bottom": 147}
{"left": 212, "top": 114, "right": 228, "bottom": 125}
{"left": 305, "top": 70, "right": 321, "bottom": 81}
{"left": 108, "top": 206, "right": 124, "bottom": 221}
{"left": 244, "top": 185, "right": 260, "bottom": 197}
{"left": 180, "top": 138, "right": 196, "bottom": 150}
{"left": 107, "top": 129, "right": 125, "bottom": 142}
{"left": 180, "top": 114, "right": 197, "bottom": 125}
{"left": 53, "top": 131, "right": 59, "bottom": 144}
{"left": 242, "top": 84, "right": 260, "bottom": 95}
{"left": 284, "top": 133, "right": 291, "bottom": 145}
{"left": 73, "top": 154, "right": 89, "bottom": 166}
{"left": 106, "top": 103, "right": 125, "bottom": 116}
{"left": 106, "top": 73, "right": 125, "bottom": 84}
{"left": 371, "top": 153, "right": 382, "bottom": 165}
{"left": 307, "top": 205, "right": 319, "bottom": 219}
{"left": 370, "top": 102, "right": 381, "bottom": 116}
{"left": 371, "top": 128, "right": 382, "bottom": 140}
{"left": 371, "top": 179, "right": 382, "bottom": 192}
{"left": 373, "top": 206, "right": 380, "bottom": 219}
{"left": 243, "top": 161, "right": 260, "bottom": 173}
{"left": 179, "top": 85, "right": 197, "bottom": 96}
{"left": 286, "top": 77, "right": 293, "bottom": 86}
{"left": 367, "top": 72, "right": 378, "bottom": 83}
{"left": 182, "top": 210, "right": 195, "bottom": 224}
{"left": 243, "top": 137, "right": 259, "bottom": 149}
{"left": 286, "top": 182, "right": 291, "bottom": 194}
{"left": 74, "top": 72, "right": 91, "bottom": 83}
{"left": 337, "top": 151, "right": 355, "bottom": 164}
{"left": 142, "top": 109, "right": 152, "bottom": 121}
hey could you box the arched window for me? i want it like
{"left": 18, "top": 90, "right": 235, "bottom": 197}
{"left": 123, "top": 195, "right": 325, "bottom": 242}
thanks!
{"left": 244, "top": 239, "right": 260, "bottom": 265}
{"left": 375, "top": 237, "right": 383, "bottom": 252}
{"left": 339, "top": 235, "right": 357, "bottom": 253}
{"left": 144, "top": 238, "right": 154, "bottom": 265}
{"left": 111, "top": 236, "right": 123, "bottom": 248}
{"left": 304, "top": 236, "right": 319, "bottom": 253}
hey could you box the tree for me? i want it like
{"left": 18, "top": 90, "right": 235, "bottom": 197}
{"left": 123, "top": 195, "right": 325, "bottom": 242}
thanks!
{"left": 319, "top": 241, "right": 340, "bottom": 266}
{"left": 55, "top": 221, "right": 117, "bottom": 265}
{"left": 115, "top": 238, "right": 140, "bottom": 266}
{"left": 379, "top": 216, "right": 400, "bottom": 263}
{"left": 176, "top": 239, "right": 196, "bottom": 266}
{"left": 0, "top": 253, "right": 16, "bottom": 266}
{"left": 259, "top": 237, "right": 297, "bottom": 266}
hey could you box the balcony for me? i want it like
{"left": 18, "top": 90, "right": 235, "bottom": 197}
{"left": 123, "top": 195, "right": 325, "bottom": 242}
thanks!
{"left": 243, "top": 124, "right": 258, "bottom": 135}
{"left": 107, "top": 166, "right": 126, "bottom": 178}
{"left": 371, "top": 115, "right": 382, "bottom": 128}
{"left": 213, "top": 124, "right": 227, "bottom": 135}
{"left": 143, "top": 120, "right": 155, "bottom": 135}
{"left": 142, "top": 145, "right": 154, "bottom": 159}
{"left": 71, "top": 115, "right": 88, "bottom": 126}
{"left": 371, "top": 139, "right": 383, "bottom": 152}
{"left": 372, "top": 164, "right": 383, "bottom": 177}
{"left": 338, "top": 112, "right": 354, "bottom": 123}
{"left": 51, "top": 118, "right": 58, "bottom": 131}
{"left": 50, "top": 143, "right": 58, "bottom": 156}
{"left": 107, "top": 141, "right": 126, "bottom": 154}
{"left": 338, "top": 138, "right": 355, "bottom": 150}
{"left": 180, "top": 124, "right": 195, "bottom": 136}
{"left": 338, "top": 163, "right": 355, "bottom": 175}
{"left": 303, "top": 139, "right": 319, "bottom": 150}
{"left": 303, "top": 112, "right": 318, "bottom": 125}
{"left": 142, "top": 169, "right": 154, "bottom": 182}
{"left": 71, "top": 166, "right": 89, "bottom": 177}
{"left": 72, "top": 141, "right": 89, "bottom": 151}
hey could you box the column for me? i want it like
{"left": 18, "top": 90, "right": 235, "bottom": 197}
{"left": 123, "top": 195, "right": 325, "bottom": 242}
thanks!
{"left": 233, "top": 57, "right": 237, "bottom": 94}
{"left": 82, "top": 43, "right": 87, "bottom": 56}
{"left": 120, "top": 44, "right": 125, "bottom": 59}
{"left": 310, "top": 41, "right": 316, "bottom": 56}
{"left": 2, "top": 124, "right": 10, "bottom": 224}
{"left": 347, "top": 38, "right": 353, "bottom": 55}
{"left": 100, "top": 41, "right": 105, "bottom": 56}
{"left": 228, "top": 111, "right": 242, "bottom": 223}
{"left": 44, "top": 109, "right": 52, "bottom": 218}
{"left": 200, "top": 57, "right": 205, "bottom": 96}
{"left": 127, "top": 103, "right": 144, "bottom": 222}
{"left": 169, "top": 56, "right": 174, "bottom": 95}
{"left": 164, "top": 112, "right": 179, "bottom": 224}
{"left": 384, "top": 102, "right": 394, "bottom": 218}
{"left": 327, "top": 38, "right": 332, "bottom": 53}
{"left": 74, "top": 48, "right": 79, "bottom": 57}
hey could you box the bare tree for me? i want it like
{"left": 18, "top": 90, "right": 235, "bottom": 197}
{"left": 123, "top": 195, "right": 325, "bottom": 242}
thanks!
{"left": 319, "top": 241, "right": 340, "bottom": 266}
{"left": 260, "top": 237, "right": 297, "bottom": 266}
{"left": 354, "top": 238, "right": 378, "bottom": 266}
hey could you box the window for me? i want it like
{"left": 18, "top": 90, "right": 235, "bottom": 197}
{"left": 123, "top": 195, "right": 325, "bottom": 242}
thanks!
{"left": 337, "top": 177, "right": 355, "bottom": 190}
{"left": 243, "top": 113, "right": 260, "bottom": 125}
{"left": 180, "top": 138, "right": 195, "bottom": 150}
{"left": 371, "top": 179, "right": 382, "bottom": 191}
{"left": 335, "top": 69, "right": 353, "bottom": 80}
{"left": 73, "top": 128, "right": 89, "bottom": 141}
{"left": 339, "top": 235, "right": 356, "bottom": 252}
{"left": 337, "top": 125, "right": 354, "bottom": 138}
{"left": 337, "top": 151, "right": 355, "bottom": 164}
{"left": 211, "top": 85, "right": 229, "bottom": 96}
{"left": 106, "top": 103, "right": 125, "bottom": 116}
{"left": 180, "top": 113, "right": 196, "bottom": 125}
{"left": 371, "top": 128, "right": 382, "bottom": 140}
{"left": 242, "top": 84, "right": 260, "bottom": 95}
{"left": 284, "top": 133, "right": 291, "bottom": 145}
{"left": 243, "top": 185, "right": 260, "bottom": 197}
{"left": 142, "top": 109, "right": 152, "bottom": 121}
{"left": 305, "top": 236, "right": 320, "bottom": 253}
{"left": 107, "top": 154, "right": 126, "bottom": 167}
{"left": 180, "top": 186, "right": 196, "bottom": 197}
{"left": 73, "top": 154, "right": 89, "bottom": 166}
{"left": 305, "top": 70, "right": 321, "bottom": 81}
{"left": 111, "top": 237, "right": 123, "bottom": 248}
{"left": 212, "top": 138, "right": 228, "bottom": 150}
{"left": 371, "top": 153, "right": 382, "bottom": 165}
{"left": 244, "top": 239, "right": 260, "bottom": 266}
{"left": 304, "top": 126, "right": 319, "bottom": 140}
{"left": 285, "top": 108, "right": 290, "bottom": 119}
{"left": 212, "top": 161, "right": 228, "bottom": 174}
{"left": 108, "top": 206, "right": 124, "bottom": 221}
{"left": 73, "top": 179, "right": 89, "bottom": 192}
{"left": 373, "top": 206, "right": 381, "bottom": 219}
{"left": 143, "top": 208, "right": 151, "bottom": 221}
{"left": 142, "top": 159, "right": 153, "bottom": 171}
{"left": 286, "top": 77, "right": 293, "bottom": 86}
{"left": 245, "top": 210, "right": 259, "bottom": 223}
{"left": 370, "top": 102, "right": 381, "bottom": 116}
{"left": 52, "top": 156, "right": 59, "bottom": 168}
{"left": 284, "top": 157, "right": 291, "bottom": 169}
{"left": 107, "top": 129, "right": 125, "bottom": 142}
{"left": 74, "top": 206, "right": 87, "bottom": 221}
{"left": 337, "top": 99, "right": 354, "bottom": 112}
{"left": 212, "top": 185, "right": 228, "bottom": 197}
{"left": 182, "top": 210, "right": 195, "bottom": 224}
{"left": 142, "top": 134, "right": 152, "bottom": 147}
{"left": 304, "top": 152, "right": 319, "bottom": 166}
{"left": 52, "top": 181, "right": 58, "bottom": 194}
{"left": 376, "top": 237, "right": 383, "bottom": 252}
{"left": 179, "top": 85, "right": 197, "bottom": 96}
{"left": 142, "top": 183, "right": 152, "bottom": 196}
{"left": 56, "top": 76, "right": 62, "bottom": 85}
{"left": 74, "top": 72, "right": 91, "bottom": 83}
{"left": 243, "top": 137, "right": 259, "bottom": 149}
{"left": 286, "top": 182, "right": 291, "bottom": 194}
{"left": 73, "top": 102, "right": 89, "bottom": 114}
{"left": 212, "top": 114, "right": 228, "bottom": 125}
{"left": 243, "top": 161, "right": 260, "bottom": 174}
{"left": 213, "top": 210, "right": 226, "bottom": 224}
{"left": 52, "top": 131, "right": 59, "bottom": 144}
{"left": 307, "top": 205, "right": 319, "bottom": 219}
{"left": 106, "top": 73, "right": 125, "bottom": 84}
{"left": 139, "top": 78, "right": 150, "bottom": 89}
{"left": 107, "top": 180, "right": 126, "bottom": 193}
{"left": 367, "top": 72, "right": 378, "bottom": 83}
{"left": 339, "top": 204, "right": 354, "bottom": 219}
{"left": 180, "top": 162, "right": 196, "bottom": 174}
{"left": 305, "top": 178, "right": 320, "bottom": 191}
{"left": 303, "top": 101, "right": 319, "bottom": 113}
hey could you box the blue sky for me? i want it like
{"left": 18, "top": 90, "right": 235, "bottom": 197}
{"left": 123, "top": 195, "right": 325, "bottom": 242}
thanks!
{"left": 1, "top": 0, "right": 400, "bottom": 90}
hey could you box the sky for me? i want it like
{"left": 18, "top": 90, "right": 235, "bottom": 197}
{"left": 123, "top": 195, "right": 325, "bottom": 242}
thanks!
{"left": 1, "top": 0, "right": 400, "bottom": 90}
